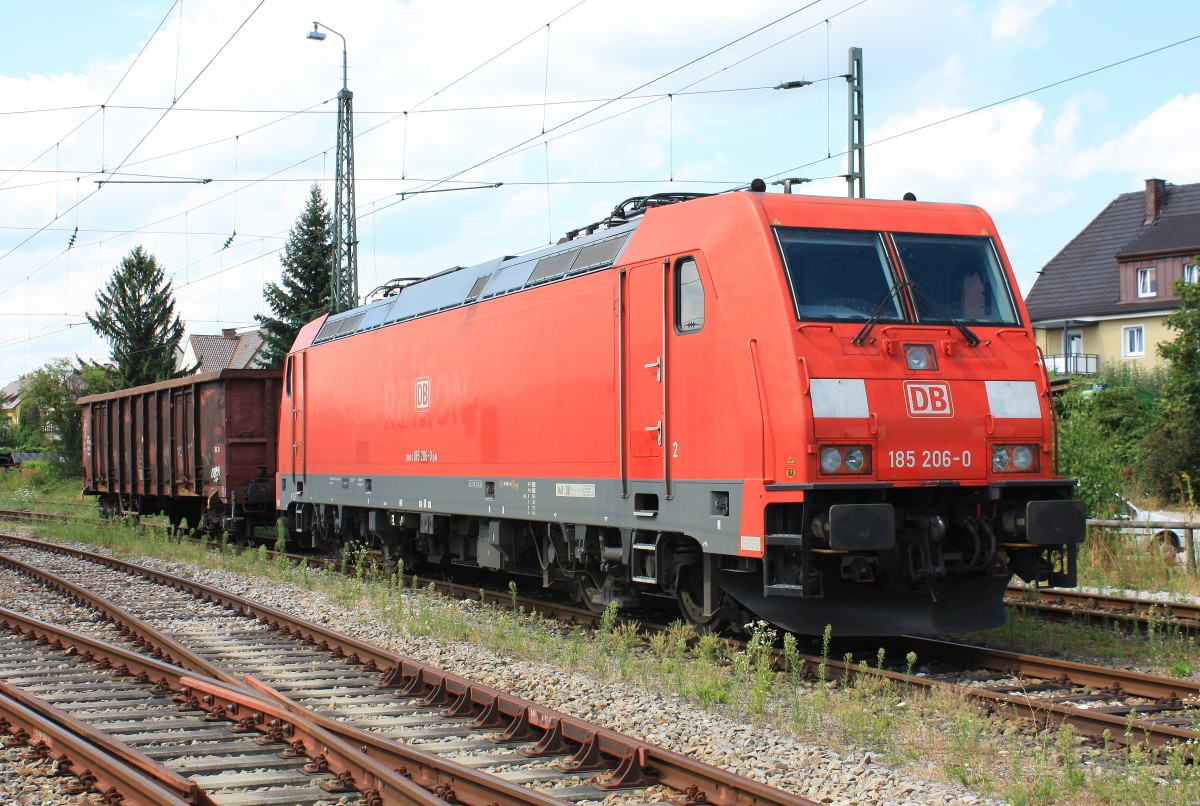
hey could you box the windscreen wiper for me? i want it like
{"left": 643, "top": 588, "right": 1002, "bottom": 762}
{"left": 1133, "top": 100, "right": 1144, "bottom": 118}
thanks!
{"left": 907, "top": 283, "right": 981, "bottom": 346}
{"left": 852, "top": 282, "right": 910, "bottom": 345}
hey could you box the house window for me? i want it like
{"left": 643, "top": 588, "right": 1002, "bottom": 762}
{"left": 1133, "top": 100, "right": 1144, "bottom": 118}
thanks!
{"left": 1185, "top": 263, "right": 1199, "bottom": 284}
{"left": 1122, "top": 325, "right": 1144, "bottom": 358}
{"left": 1136, "top": 267, "right": 1157, "bottom": 297}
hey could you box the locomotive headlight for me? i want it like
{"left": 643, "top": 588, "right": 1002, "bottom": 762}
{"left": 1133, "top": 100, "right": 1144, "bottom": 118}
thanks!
{"left": 991, "top": 444, "right": 1039, "bottom": 473}
{"left": 992, "top": 446, "right": 1010, "bottom": 472}
{"left": 1012, "top": 445, "right": 1035, "bottom": 470}
{"left": 843, "top": 447, "right": 866, "bottom": 472}
{"left": 904, "top": 343, "right": 937, "bottom": 371}
{"left": 820, "top": 447, "right": 844, "bottom": 473}
{"left": 818, "top": 445, "right": 872, "bottom": 475}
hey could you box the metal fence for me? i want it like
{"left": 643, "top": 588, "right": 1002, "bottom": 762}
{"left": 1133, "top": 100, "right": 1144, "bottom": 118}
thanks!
{"left": 1044, "top": 354, "right": 1100, "bottom": 376}
{"left": 1089, "top": 517, "right": 1199, "bottom": 573}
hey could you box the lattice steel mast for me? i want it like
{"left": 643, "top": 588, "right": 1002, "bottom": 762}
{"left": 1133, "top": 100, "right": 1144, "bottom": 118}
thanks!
{"left": 308, "top": 22, "right": 358, "bottom": 313}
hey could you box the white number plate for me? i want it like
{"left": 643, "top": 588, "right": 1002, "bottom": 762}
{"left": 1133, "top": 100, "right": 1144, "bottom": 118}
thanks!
{"left": 887, "top": 449, "right": 973, "bottom": 469}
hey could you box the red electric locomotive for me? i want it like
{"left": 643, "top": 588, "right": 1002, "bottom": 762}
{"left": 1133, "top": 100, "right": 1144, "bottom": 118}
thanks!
{"left": 278, "top": 188, "right": 1084, "bottom": 636}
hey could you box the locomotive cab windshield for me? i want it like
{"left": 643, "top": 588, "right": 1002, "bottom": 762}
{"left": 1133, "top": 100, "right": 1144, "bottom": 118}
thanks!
{"left": 775, "top": 227, "right": 1020, "bottom": 329}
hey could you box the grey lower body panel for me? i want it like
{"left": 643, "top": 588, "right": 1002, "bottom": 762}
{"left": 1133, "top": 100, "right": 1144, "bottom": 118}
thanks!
{"left": 283, "top": 472, "right": 748, "bottom": 556}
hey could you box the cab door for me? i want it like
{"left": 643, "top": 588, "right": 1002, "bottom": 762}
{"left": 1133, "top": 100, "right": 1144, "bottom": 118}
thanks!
{"left": 623, "top": 260, "right": 666, "bottom": 480}
{"left": 286, "top": 351, "right": 307, "bottom": 490}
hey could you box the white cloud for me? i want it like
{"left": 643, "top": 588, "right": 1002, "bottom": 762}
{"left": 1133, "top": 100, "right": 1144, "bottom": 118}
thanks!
{"left": 866, "top": 98, "right": 1064, "bottom": 213}
{"left": 989, "top": 0, "right": 1057, "bottom": 42}
{"left": 1069, "top": 93, "right": 1200, "bottom": 181}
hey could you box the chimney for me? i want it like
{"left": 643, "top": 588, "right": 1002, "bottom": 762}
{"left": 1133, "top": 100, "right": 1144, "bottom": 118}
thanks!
{"left": 222, "top": 328, "right": 237, "bottom": 340}
{"left": 1144, "top": 178, "right": 1166, "bottom": 224}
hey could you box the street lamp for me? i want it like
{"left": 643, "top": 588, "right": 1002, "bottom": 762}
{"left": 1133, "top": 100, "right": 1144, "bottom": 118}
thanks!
{"left": 307, "top": 20, "right": 358, "bottom": 313}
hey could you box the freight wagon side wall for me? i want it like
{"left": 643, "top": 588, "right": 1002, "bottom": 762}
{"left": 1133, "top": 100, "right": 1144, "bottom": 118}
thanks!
{"left": 80, "top": 371, "right": 282, "bottom": 509}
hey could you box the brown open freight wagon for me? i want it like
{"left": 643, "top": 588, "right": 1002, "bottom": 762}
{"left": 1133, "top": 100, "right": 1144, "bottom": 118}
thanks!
{"left": 79, "top": 369, "right": 281, "bottom": 539}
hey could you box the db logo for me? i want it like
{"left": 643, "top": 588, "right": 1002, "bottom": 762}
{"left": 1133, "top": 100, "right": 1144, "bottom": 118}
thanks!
{"left": 903, "top": 381, "right": 953, "bottom": 417}
{"left": 414, "top": 377, "right": 431, "bottom": 412}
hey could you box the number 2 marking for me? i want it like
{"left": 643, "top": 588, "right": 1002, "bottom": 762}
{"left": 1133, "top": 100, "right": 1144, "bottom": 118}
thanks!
{"left": 672, "top": 441, "right": 679, "bottom": 458}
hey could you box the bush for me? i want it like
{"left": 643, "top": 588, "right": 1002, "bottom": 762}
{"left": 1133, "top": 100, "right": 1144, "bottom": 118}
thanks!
{"left": 1135, "top": 411, "right": 1200, "bottom": 504}
{"left": 1056, "top": 383, "right": 1139, "bottom": 516}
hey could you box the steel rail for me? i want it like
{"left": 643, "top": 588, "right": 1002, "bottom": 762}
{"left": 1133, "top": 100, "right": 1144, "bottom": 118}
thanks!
{"left": 1006, "top": 586, "right": 1200, "bottom": 631}
{"left": 0, "top": 611, "right": 470, "bottom": 806}
{"left": 0, "top": 679, "right": 195, "bottom": 806}
{"left": 898, "top": 635, "right": 1199, "bottom": 704}
{"left": 0, "top": 552, "right": 240, "bottom": 687}
{"left": 414, "top": 573, "right": 1200, "bottom": 756}
{"left": 0, "top": 561, "right": 632, "bottom": 806}
{"left": 0, "top": 533, "right": 819, "bottom": 806}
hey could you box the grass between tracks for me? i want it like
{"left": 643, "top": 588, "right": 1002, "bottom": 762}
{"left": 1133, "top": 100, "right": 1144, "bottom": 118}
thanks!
{"left": 3, "top": 467, "right": 1200, "bottom": 805}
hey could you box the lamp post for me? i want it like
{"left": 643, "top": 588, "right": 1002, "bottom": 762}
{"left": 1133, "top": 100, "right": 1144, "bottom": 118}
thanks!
{"left": 307, "top": 21, "right": 358, "bottom": 313}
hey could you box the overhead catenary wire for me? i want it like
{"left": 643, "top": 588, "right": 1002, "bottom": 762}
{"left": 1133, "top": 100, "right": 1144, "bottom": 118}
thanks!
{"left": 0, "top": 0, "right": 270, "bottom": 297}
{"left": 6, "top": 8, "right": 1198, "bottom": 361}
{"left": 362, "top": 1, "right": 828, "bottom": 220}
{"left": 4, "top": 2, "right": 839, "bottom": 304}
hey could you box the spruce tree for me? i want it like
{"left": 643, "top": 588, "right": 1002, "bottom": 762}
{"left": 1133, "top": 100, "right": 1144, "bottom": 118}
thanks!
{"left": 255, "top": 184, "right": 334, "bottom": 368}
{"left": 86, "top": 245, "right": 187, "bottom": 388}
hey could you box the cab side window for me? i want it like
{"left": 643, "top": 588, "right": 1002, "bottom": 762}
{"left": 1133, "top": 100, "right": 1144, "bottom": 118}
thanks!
{"left": 675, "top": 257, "right": 704, "bottom": 333}
{"left": 285, "top": 356, "right": 293, "bottom": 397}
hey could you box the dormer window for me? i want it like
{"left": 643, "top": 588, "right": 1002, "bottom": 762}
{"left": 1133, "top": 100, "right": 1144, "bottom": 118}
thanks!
{"left": 1136, "top": 267, "right": 1157, "bottom": 297}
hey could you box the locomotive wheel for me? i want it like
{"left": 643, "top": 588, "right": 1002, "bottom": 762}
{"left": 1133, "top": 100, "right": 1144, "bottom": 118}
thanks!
{"left": 574, "top": 574, "right": 608, "bottom": 614}
{"left": 676, "top": 562, "right": 724, "bottom": 633}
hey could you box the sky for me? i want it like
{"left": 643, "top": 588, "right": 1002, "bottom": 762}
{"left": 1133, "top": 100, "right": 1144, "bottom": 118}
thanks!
{"left": 2, "top": 0, "right": 1199, "bottom": 386}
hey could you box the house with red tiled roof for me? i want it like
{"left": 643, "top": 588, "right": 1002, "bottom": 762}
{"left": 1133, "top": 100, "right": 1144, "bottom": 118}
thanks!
{"left": 177, "top": 328, "right": 266, "bottom": 374}
{"left": 1025, "top": 178, "right": 1200, "bottom": 374}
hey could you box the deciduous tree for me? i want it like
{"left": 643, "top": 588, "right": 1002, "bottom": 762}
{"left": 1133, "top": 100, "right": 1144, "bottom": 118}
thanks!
{"left": 1140, "top": 262, "right": 1200, "bottom": 499}
{"left": 17, "top": 358, "right": 119, "bottom": 468}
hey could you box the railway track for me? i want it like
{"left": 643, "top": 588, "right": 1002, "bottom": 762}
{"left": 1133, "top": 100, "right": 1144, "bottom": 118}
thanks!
{"left": 411, "top": 570, "right": 1200, "bottom": 757}
{"left": 3, "top": 519, "right": 1197, "bottom": 760}
{"left": 7, "top": 505, "right": 1195, "bottom": 635}
{"left": 1004, "top": 585, "right": 1200, "bottom": 634}
{"left": 0, "top": 532, "right": 817, "bottom": 806}
{"left": 0, "top": 606, "right": 401, "bottom": 805}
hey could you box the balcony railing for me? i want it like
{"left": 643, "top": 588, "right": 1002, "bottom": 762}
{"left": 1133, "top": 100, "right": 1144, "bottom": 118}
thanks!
{"left": 1043, "top": 353, "right": 1099, "bottom": 376}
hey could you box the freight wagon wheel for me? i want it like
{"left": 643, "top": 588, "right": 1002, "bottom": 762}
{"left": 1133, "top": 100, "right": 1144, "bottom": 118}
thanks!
{"left": 676, "top": 562, "right": 724, "bottom": 633}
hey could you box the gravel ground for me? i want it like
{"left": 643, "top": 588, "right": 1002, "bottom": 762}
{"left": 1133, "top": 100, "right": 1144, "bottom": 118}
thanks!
{"left": 0, "top": 538, "right": 1014, "bottom": 805}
